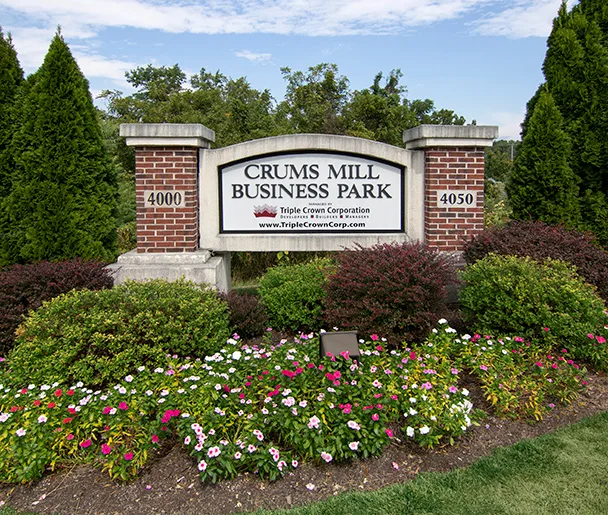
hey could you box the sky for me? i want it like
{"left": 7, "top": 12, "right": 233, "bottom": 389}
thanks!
{"left": 0, "top": 0, "right": 579, "bottom": 141}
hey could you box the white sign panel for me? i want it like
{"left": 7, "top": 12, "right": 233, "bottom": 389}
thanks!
{"left": 219, "top": 152, "right": 404, "bottom": 233}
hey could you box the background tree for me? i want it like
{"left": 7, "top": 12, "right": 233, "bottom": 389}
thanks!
{"left": 509, "top": 87, "right": 580, "bottom": 226}
{"left": 519, "top": 0, "right": 608, "bottom": 244}
{"left": 1, "top": 32, "right": 117, "bottom": 265}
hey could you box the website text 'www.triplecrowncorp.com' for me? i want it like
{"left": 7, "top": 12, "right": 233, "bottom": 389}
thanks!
{"left": 258, "top": 220, "right": 367, "bottom": 229}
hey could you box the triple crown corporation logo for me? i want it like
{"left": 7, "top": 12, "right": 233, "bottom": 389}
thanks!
{"left": 253, "top": 205, "right": 278, "bottom": 218}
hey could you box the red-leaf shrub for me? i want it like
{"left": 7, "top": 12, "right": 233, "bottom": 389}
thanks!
{"left": 463, "top": 221, "right": 608, "bottom": 300}
{"left": 323, "top": 242, "right": 456, "bottom": 344}
{"left": 0, "top": 259, "right": 113, "bottom": 355}
{"left": 219, "top": 291, "right": 268, "bottom": 339}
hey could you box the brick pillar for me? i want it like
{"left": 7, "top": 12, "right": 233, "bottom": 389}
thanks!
{"left": 135, "top": 146, "right": 199, "bottom": 252}
{"left": 403, "top": 125, "right": 498, "bottom": 253}
{"left": 119, "top": 124, "right": 215, "bottom": 253}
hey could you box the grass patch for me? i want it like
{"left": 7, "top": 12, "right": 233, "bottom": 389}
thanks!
{"left": 257, "top": 411, "right": 608, "bottom": 515}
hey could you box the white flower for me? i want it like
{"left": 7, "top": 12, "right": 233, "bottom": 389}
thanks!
{"left": 214, "top": 384, "right": 222, "bottom": 391}
{"left": 118, "top": 387, "right": 127, "bottom": 394}
{"left": 207, "top": 446, "right": 221, "bottom": 458}
{"left": 137, "top": 366, "right": 145, "bottom": 372}
{"left": 321, "top": 452, "right": 333, "bottom": 463}
{"left": 184, "top": 436, "right": 191, "bottom": 445}
{"left": 306, "top": 483, "right": 315, "bottom": 491}
{"left": 347, "top": 420, "right": 361, "bottom": 431}
{"left": 409, "top": 407, "right": 418, "bottom": 416}
{"left": 198, "top": 460, "right": 207, "bottom": 471}
{"left": 234, "top": 452, "right": 242, "bottom": 460}
{"left": 438, "top": 318, "right": 447, "bottom": 324}
{"left": 16, "top": 428, "right": 26, "bottom": 437}
{"left": 125, "top": 375, "right": 133, "bottom": 383}
{"left": 145, "top": 390, "right": 153, "bottom": 396}
{"left": 406, "top": 427, "right": 415, "bottom": 438}
{"left": 349, "top": 441, "right": 359, "bottom": 451}
{"left": 419, "top": 425, "right": 430, "bottom": 435}
{"left": 462, "top": 388, "right": 470, "bottom": 396}
{"left": 231, "top": 351, "right": 242, "bottom": 360}
{"left": 299, "top": 400, "right": 308, "bottom": 408}
{"left": 0, "top": 413, "right": 10, "bottom": 423}
{"left": 37, "top": 415, "right": 47, "bottom": 424}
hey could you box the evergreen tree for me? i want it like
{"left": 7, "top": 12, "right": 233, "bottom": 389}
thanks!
{"left": 508, "top": 87, "right": 580, "bottom": 226}
{"left": 0, "top": 29, "right": 23, "bottom": 201}
{"left": 1, "top": 32, "right": 117, "bottom": 265}
{"left": 0, "top": 29, "right": 24, "bottom": 265}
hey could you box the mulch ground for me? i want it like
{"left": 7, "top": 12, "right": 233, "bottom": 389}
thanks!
{"left": 2, "top": 371, "right": 607, "bottom": 515}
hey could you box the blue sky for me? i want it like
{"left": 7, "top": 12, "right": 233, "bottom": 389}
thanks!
{"left": 0, "top": 0, "right": 578, "bottom": 140}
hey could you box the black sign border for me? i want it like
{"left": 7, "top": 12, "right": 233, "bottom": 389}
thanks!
{"left": 218, "top": 149, "right": 406, "bottom": 234}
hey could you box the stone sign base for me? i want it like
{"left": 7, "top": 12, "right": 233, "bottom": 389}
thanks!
{"left": 107, "top": 250, "right": 231, "bottom": 291}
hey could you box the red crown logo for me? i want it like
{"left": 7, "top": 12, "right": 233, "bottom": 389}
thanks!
{"left": 253, "top": 204, "right": 278, "bottom": 218}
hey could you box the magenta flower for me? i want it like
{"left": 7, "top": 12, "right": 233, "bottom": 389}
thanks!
{"left": 124, "top": 452, "right": 134, "bottom": 461}
{"left": 80, "top": 439, "right": 92, "bottom": 448}
{"left": 102, "top": 406, "right": 112, "bottom": 415}
{"left": 479, "top": 365, "right": 488, "bottom": 371}
{"left": 118, "top": 401, "right": 128, "bottom": 411}
{"left": 370, "top": 334, "right": 379, "bottom": 341}
{"left": 101, "top": 443, "right": 112, "bottom": 455}
{"left": 385, "top": 428, "right": 394, "bottom": 438}
{"left": 372, "top": 413, "right": 379, "bottom": 421}
{"left": 151, "top": 434, "right": 159, "bottom": 444}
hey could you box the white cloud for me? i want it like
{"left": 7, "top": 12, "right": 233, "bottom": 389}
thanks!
{"left": 487, "top": 111, "right": 525, "bottom": 141}
{"left": 235, "top": 50, "right": 272, "bottom": 63}
{"left": 474, "top": 0, "right": 578, "bottom": 39}
{"left": 0, "top": 0, "right": 492, "bottom": 37}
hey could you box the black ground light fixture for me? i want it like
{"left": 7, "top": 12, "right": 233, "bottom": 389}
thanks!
{"left": 319, "top": 331, "right": 361, "bottom": 361}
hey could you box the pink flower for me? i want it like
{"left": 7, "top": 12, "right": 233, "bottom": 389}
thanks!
{"left": 543, "top": 327, "right": 549, "bottom": 332}
{"left": 421, "top": 382, "right": 433, "bottom": 390}
{"left": 535, "top": 362, "right": 543, "bottom": 368}
{"left": 124, "top": 452, "right": 134, "bottom": 461}
{"left": 597, "top": 336, "right": 606, "bottom": 344}
{"left": 371, "top": 413, "right": 379, "bottom": 421}
{"left": 101, "top": 443, "right": 112, "bottom": 455}
{"left": 370, "top": 334, "right": 379, "bottom": 341}
{"left": 451, "top": 368, "right": 459, "bottom": 375}
{"left": 321, "top": 452, "right": 333, "bottom": 463}
{"left": 479, "top": 365, "right": 488, "bottom": 371}
{"left": 66, "top": 433, "right": 74, "bottom": 441}
{"left": 80, "top": 439, "right": 92, "bottom": 448}
{"left": 198, "top": 460, "right": 207, "bottom": 471}
{"left": 588, "top": 333, "right": 595, "bottom": 339}
{"left": 449, "top": 386, "right": 458, "bottom": 394}
{"left": 102, "top": 406, "right": 112, "bottom": 415}
{"left": 385, "top": 428, "right": 394, "bottom": 438}
{"left": 151, "top": 434, "right": 159, "bottom": 444}
{"left": 118, "top": 401, "right": 128, "bottom": 411}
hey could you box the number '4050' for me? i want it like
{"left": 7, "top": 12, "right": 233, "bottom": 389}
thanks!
{"left": 439, "top": 192, "right": 474, "bottom": 206}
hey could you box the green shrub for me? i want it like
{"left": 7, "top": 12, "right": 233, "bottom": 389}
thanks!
{"left": 459, "top": 254, "right": 608, "bottom": 355}
{"left": 8, "top": 279, "right": 230, "bottom": 387}
{"left": 259, "top": 258, "right": 335, "bottom": 332}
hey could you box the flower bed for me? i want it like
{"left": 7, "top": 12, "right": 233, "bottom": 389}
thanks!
{"left": 0, "top": 323, "right": 592, "bottom": 486}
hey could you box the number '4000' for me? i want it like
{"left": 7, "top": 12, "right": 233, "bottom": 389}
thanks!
{"left": 146, "top": 191, "right": 183, "bottom": 207}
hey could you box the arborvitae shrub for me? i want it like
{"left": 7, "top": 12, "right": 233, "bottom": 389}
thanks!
{"left": 8, "top": 280, "right": 230, "bottom": 387}
{"left": 0, "top": 259, "right": 113, "bottom": 355}
{"left": 463, "top": 220, "right": 608, "bottom": 300}
{"left": 323, "top": 242, "right": 456, "bottom": 344}
{"left": 259, "top": 258, "right": 335, "bottom": 332}
{"left": 460, "top": 254, "right": 608, "bottom": 356}
{"left": 219, "top": 290, "right": 268, "bottom": 339}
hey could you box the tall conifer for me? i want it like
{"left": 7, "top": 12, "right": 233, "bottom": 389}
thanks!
{"left": 2, "top": 32, "right": 117, "bottom": 264}
{"left": 509, "top": 87, "right": 580, "bottom": 226}
{"left": 0, "top": 29, "right": 24, "bottom": 253}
